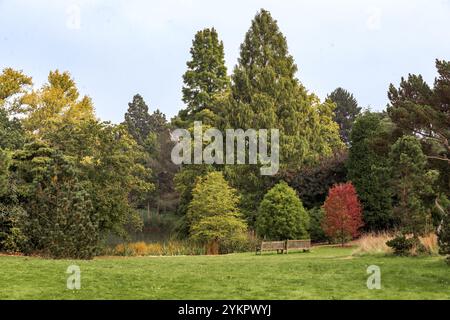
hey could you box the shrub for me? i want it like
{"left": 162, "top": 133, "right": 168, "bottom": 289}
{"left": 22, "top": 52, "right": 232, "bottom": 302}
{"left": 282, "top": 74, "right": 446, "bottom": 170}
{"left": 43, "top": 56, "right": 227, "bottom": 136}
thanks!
{"left": 256, "top": 181, "right": 309, "bottom": 240}
{"left": 323, "top": 182, "right": 363, "bottom": 246}
{"left": 386, "top": 235, "right": 417, "bottom": 256}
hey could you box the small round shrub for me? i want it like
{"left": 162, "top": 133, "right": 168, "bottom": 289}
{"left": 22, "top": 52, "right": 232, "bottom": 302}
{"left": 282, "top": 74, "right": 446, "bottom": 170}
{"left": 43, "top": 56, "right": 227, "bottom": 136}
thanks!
{"left": 386, "top": 235, "right": 416, "bottom": 256}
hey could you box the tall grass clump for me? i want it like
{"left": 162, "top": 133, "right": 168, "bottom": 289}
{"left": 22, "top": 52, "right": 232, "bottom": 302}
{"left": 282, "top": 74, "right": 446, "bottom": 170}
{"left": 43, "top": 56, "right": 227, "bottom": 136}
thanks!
{"left": 113, "top": 240, "right": 205, "bottom": 256}
{"left": 353, "top": 232, "right": 438, "bottom": 256}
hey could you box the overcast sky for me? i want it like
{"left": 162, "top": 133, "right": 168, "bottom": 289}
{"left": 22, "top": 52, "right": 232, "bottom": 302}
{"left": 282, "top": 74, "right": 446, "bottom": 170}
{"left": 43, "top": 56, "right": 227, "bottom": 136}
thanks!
{"left": 1, "top": 0, "right": 450, "bottom": 123}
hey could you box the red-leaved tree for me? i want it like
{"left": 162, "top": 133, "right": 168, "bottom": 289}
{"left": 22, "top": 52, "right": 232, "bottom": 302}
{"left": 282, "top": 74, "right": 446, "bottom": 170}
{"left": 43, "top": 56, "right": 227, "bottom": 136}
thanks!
{"left": 323, "top": 182, "right": 363, "bottom": 246}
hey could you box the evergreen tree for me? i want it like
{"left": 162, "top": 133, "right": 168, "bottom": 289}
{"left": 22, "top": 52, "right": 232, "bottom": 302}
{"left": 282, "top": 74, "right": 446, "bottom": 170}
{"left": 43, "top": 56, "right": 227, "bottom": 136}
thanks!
{"left": 388, "top": 59, "right": 450, "bottom": 195}
{"left": 223, "top": 9, "right": 342, "bottom": 225}
{"left": 149, "top": 109, "right": 168, "bottom": 133}
{"left": 147, "top": 109, "right": 178, "bottom": 215}
{"left": 327, "top": 87, "right": 362, "bottom": 144}
{"left": 347, "top": 112, "right": 396, "bottom": 231}
{"left": 124, "top": 96, "right": 178, "bottom": 215}
{"left": 172, "top": 28, "right": 229, "bottom": 221}
{"left": 226, "top": 9, "right": 342, "bottom": 165}
{"left": 124, "top": 94, "right": 152, "bottom": 146}
{"left": 175, "top": 27, "right": 230, "bottom": 127}
{"left": 389, "top": 136, "right": 438, "bottom": 237}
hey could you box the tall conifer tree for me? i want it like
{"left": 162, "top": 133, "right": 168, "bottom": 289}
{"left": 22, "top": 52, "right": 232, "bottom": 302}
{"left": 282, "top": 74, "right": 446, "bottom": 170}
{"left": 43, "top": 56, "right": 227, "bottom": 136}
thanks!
{"left": 124, "top": 94, "right": 152, "bottom": 146}
{"left": 175, "top": 27, "right": 230, "bottom": 127}
{"left": 222, "top": 9, "right": 342, "bottom": 225}
{"left": 226, "top": 9, "right": 342, "bottom": 166}
{"left": 327, "top": 87, "right": 362, "bottom": 145}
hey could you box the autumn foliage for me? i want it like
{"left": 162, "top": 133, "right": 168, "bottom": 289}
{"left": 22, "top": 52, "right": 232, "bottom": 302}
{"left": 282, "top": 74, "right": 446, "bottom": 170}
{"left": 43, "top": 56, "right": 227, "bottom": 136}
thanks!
{"left": 323, "top": 183, "right": 363, "bottom": 246}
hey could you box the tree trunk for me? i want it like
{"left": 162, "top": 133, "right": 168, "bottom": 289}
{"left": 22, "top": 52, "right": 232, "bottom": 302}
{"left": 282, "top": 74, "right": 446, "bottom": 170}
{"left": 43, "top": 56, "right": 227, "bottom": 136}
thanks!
{"left": 207, "top": 239, "right": 219, "bottom": 255}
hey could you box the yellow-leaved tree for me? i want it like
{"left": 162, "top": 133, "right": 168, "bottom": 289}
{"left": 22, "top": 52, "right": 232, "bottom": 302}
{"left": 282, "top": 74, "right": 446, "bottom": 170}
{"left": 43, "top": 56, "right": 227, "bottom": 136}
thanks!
{"left": 20, "top": 70, "right": 95, "bottom": 135}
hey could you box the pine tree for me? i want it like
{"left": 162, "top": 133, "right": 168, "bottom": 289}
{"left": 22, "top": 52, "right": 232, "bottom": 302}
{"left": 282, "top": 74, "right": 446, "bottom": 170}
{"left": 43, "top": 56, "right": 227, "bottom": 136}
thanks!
{"left": 327, "top": 88, "right": 362, "bottom": 144}
{"left": 124, "top": 94, "right": 152, "bottom": 146}
{"left": 387, "top": 60, "right": 450, "bottom": 196}
{"left": 389, "top": 136, "right": 438, "bottom": 237}
{"left": 388, "top": 60, "right": 450, "bottom": 164}
{"left": 175, "top": 28, "right": 230, "bottom": 127}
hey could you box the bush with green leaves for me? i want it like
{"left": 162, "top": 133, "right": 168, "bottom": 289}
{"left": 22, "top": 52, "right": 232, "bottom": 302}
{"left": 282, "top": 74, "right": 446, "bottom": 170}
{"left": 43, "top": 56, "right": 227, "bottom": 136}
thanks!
{"left": 256, "top": 181, "right": 310, "bottom": 240}
{"left": 386, "top": 235, "right": 426, "bottom": 256}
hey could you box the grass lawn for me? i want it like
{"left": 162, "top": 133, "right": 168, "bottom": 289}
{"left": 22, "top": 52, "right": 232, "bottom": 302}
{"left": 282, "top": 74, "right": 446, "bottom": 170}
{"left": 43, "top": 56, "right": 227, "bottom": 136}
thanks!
{"left": 0, "top": 246, "right": 449, "bottom": 300}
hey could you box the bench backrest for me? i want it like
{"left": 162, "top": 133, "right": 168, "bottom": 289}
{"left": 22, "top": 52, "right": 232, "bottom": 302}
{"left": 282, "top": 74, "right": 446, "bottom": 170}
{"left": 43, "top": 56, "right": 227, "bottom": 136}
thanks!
{"left": 286, "top": 239, "right": 311, "bottom": 249}
{"left": 261, "top": 241, "right": 285, "bottom": 250}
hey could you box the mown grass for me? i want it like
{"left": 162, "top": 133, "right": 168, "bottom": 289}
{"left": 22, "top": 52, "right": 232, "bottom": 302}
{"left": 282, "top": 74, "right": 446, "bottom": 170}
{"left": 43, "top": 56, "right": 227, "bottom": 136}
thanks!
{"left": 0, "top": 247, "right": 449, "bottom": 300}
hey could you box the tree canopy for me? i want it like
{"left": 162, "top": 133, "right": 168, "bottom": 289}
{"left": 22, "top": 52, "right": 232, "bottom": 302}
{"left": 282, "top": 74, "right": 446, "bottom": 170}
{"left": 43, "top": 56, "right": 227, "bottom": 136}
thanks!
{"left": 256, "top": 181, "right": 309, "bottom": 240}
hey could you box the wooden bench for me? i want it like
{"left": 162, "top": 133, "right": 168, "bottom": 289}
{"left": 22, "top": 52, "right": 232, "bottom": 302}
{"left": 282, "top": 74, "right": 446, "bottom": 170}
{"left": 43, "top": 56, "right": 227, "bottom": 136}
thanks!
{"left": 286, "top": 239, "right": 311, "bottom": 253}
{"left": 256, "top": 239, "right": 311, "bottom": 255}
{"left": 255, "top": 241, "right": 286, "bottom": 255}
